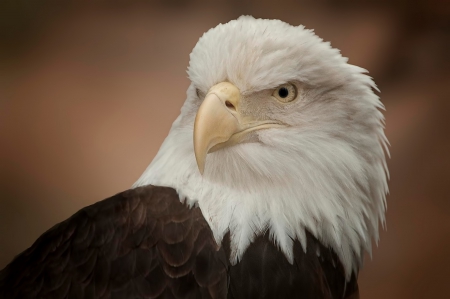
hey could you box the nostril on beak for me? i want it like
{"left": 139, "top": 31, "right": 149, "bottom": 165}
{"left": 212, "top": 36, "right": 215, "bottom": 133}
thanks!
{"left": 225, "top": 101, "right": 236, "bottom": 111}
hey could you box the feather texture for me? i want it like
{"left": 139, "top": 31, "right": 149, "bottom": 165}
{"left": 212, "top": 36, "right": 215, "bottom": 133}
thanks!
{"left": 0, "top": 186, "right": 228, "bottom": 299}
{"left": 0, "top": 185, "right": 358, "bottom": 299}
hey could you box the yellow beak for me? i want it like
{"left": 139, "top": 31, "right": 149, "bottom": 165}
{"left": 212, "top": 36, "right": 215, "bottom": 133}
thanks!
{"left": 193, "top": 82, "right": 240, "bottom": 174}
{"left": 193, "top": 82, "right": 282, "bottom": 174}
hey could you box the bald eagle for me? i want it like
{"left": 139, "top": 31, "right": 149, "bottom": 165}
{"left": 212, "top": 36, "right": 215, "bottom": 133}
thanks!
{"left": 0, "top": 16, "right": 389, "bottom": 299}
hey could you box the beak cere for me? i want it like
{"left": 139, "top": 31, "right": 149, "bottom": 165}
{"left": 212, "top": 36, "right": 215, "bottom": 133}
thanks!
{"left": 193, "top": 82, "right": 241, "bottom": 174}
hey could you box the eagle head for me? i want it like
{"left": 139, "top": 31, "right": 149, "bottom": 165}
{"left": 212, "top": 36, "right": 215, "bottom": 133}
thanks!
{"left": 135, "top": 16, "right": 389, "bottom": 278}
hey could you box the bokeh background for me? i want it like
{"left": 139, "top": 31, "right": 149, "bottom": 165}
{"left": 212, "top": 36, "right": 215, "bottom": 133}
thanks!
{"left": 1, "top": 0, "right": 449, "bottom": 298}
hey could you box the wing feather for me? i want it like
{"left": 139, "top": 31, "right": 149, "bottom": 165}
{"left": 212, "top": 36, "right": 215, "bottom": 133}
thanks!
{"left": 0, "top": 185, "right": 359, "bottom": 299}
{"left": 0, "top": 186, "right": 227, "bottom": 299}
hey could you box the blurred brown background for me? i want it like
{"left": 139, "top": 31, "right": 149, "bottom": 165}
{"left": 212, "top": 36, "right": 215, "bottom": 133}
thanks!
{"left": 0, "top": 0, "right": 449, "bottom": 298}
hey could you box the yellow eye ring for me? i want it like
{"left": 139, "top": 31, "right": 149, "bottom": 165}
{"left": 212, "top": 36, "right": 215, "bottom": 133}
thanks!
{"left": 273, "top": 83, "right": 297, "bottom": 103}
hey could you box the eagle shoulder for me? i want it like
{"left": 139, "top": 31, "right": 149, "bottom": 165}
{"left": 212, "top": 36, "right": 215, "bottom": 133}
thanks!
{"left": 0, "top": 185, "right": 359, "bottom": 299}
{"left": 0, "top": 185, "right": 228, "bottom": 299}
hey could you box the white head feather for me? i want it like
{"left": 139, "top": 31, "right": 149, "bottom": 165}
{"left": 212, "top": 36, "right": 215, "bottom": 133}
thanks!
{"left": 134, "top": 16, "right": 389, "bottom": 278}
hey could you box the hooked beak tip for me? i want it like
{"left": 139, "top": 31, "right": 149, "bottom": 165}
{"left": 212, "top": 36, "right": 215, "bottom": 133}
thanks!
{"left": 197, "top": 159, "right": 205, "bottom": 175}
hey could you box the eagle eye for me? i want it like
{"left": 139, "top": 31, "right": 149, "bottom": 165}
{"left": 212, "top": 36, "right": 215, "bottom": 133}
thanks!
{"left": 272, "top": 83, "right": 297, "bottom": 103}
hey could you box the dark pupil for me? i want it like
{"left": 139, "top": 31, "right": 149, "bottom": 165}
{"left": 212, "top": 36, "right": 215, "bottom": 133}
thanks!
{"left": 278, "top": 87, "right": 289, "bottom": 98}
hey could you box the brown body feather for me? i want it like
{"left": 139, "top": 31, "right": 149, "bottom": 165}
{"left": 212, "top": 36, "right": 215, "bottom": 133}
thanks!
{"left": 0, "top": 185, "right": 358, "bottom": 298}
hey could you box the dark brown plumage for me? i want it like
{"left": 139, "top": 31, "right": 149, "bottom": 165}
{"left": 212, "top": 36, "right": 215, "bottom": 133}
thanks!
{"left": 0, "top": 185, "right": 358, "bottom": 298}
